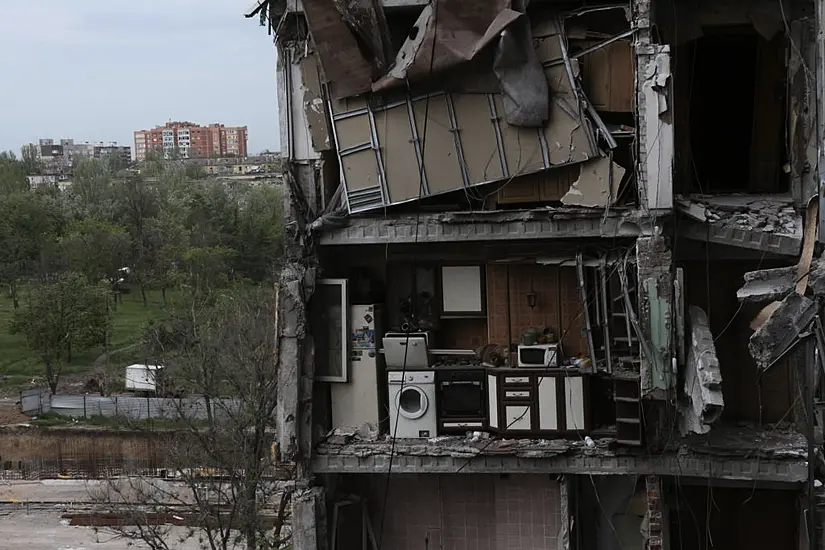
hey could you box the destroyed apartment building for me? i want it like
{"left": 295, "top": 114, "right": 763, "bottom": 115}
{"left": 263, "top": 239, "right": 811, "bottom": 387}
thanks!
{"left": 248, "top": 0, "right": 825, "bottom": 547}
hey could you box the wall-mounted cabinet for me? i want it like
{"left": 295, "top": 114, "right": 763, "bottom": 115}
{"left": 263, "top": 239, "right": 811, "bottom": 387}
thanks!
{"left": 441, "top": 265, "right": 485, "bottom": 317}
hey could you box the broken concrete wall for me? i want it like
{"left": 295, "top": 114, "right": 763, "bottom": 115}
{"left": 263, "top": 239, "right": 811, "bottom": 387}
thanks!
{"left": 637, "top": 45, "right": 674, "bottom": 211}
{"left": 749, "top": 292, "right": 817, "bottom": 371}
{"left": 787, "top": 17, "right": 818, "bottom": 206}
{"left": 680, "top": 257, "right": 798, "bottom": 423}
{"left": 279, "top": 45, "right": 328, "bottom": 162}
{"left": 681, "top": 306, "right": 723, "bottom": 435}
{"left": 561, "top": 156, "right": 626, "bottom": 207}
{"left": 292, "top": 486, "right": 328, "bottom": 550}
{"left": 636, "top": 235, "right": 674, "bottom": 399}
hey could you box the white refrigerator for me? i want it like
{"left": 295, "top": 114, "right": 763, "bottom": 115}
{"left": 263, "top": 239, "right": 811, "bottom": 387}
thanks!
{"left": 331, "top": 304, "right": 384, "bottom": 430}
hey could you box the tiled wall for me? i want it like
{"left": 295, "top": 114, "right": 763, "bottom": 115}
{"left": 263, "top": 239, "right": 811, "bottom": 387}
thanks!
{"left": 487, "top": 264, "right": 588, "bottom": 358}
{"left": 436, "top": 318, "right": 488, "bottom": 350}
{"left": 369, "top": 474, "right": 561, "bottom": 550}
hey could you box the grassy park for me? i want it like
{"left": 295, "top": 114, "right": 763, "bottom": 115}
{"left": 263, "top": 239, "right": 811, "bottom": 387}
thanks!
{"left": 0, "top": 286, "right": 168, "bottom": 393}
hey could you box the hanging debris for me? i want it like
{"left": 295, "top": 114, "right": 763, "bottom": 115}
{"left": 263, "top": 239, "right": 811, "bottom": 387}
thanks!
{"left": 680, "top": 306, "right": 723, "bottom": 435}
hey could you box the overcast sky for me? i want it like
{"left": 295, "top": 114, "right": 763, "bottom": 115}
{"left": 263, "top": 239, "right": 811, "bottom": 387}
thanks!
{"left": 0, "top": 1, "right": 279, "bottom": 156}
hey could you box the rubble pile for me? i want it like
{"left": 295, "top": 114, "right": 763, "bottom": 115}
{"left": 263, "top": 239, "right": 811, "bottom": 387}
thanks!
{"left": 697, "top": 196, "right": 800, "bottom": 235}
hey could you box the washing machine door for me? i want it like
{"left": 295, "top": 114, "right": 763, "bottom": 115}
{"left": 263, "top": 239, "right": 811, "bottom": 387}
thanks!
{"left": 396, "top": 385, "right": 429, "bottom": 420}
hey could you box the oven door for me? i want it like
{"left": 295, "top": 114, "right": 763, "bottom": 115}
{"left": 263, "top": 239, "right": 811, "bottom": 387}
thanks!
{"left": 439, "top": 380, "right": 485, "bottom": 418}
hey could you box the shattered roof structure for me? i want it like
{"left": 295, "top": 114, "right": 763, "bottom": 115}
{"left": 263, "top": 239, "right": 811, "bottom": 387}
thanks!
{"left": 293, "top": 0, "right": 631, "bottom": 213}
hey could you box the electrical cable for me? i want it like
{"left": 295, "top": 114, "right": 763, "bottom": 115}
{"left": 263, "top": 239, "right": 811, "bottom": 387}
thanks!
{"left": 376, "top": 4, "right": 441, "bottom": 548}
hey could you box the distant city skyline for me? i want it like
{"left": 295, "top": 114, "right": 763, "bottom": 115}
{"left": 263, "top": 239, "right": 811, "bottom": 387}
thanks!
{"left": 134, "top": 121, "right": 248, "bottom": 160}
{"left": 0, "top": 1, "right": 279, "bottom": 157}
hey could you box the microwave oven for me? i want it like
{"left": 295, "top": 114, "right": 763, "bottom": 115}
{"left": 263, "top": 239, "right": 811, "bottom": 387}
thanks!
{"left": 517, "top": 343, "right": 559, "bottom": 367}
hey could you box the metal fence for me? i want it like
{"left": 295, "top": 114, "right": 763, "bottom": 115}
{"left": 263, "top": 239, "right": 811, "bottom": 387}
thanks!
{"left": 20, "top": 388, "right": 46, "bottom": 415}
{"left": 21, "top": 389, "right": 238, "bottom": 421}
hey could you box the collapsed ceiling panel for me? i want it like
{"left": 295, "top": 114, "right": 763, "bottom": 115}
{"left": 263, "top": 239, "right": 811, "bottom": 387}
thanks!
{"left": 330, "top": 87, "right": 599, "bottom": 213}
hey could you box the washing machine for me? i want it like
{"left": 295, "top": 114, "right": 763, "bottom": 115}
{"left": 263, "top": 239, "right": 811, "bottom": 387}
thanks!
{"left": 387, "top": 370, "right": 437, "bottom": 438}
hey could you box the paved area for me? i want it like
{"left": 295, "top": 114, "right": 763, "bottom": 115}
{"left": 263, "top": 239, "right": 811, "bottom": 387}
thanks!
{"left": 0, "top": 509, "right": 202, "bottom": 549}
{"left": 0, "top": 478, "right": 190, "bottom": 504}
{"left": 0, "top": 480, "right": 202, "bottom": 549}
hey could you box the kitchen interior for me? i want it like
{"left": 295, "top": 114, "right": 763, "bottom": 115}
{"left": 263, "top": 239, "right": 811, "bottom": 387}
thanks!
{"left": 310, "top": 250, "right": 644, "bottom": 445}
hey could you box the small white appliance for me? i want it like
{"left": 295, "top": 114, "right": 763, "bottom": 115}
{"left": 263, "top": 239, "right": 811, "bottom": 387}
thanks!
{"left": 387, "top": 370, "right": 437, "bottom": 438}
{"left": 125, "top": 364, "right": 163, "bottom": 392}
{"left": 331, "top": 304, "right": 384, "bottom": 429}
{"left": 382, "top": 332, "right": 431, "bottom": 368}
{"left": 517, "top": 343, "right": 560, "bottom": 368}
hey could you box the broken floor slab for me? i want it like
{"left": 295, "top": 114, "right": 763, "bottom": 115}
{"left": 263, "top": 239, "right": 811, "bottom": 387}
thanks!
{"left": 676, "top": 195, "right": 803, "bottom": 256}
{"left": 749, "top": 292, "right": 817, "bottom": 370}
{"left": 312, "top": 426, "right": 808, "bottom": 481}
{"left": 681, "top": 306, "right": 723, "bottom": 436}
{"left": 737, "top": 257, "right": 825, "bottom": 303}
{"left": 315, "top": 208, "right": 646, "bottom": 245}
{"left": 737, "top": 266, "right": 798, "bottom": 303}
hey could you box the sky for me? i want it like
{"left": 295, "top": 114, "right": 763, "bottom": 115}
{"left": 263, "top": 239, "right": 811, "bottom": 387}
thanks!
{"left": 0, "top": 1, "right": 279, "bottom": 156}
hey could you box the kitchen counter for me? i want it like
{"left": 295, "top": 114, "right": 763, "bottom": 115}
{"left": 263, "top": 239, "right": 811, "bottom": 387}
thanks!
{"left": 486, "top": 368, "right": 591, "bottom": 436}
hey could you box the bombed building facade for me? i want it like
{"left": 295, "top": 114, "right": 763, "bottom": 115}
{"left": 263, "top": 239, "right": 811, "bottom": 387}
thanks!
{"left": 250, "top": 0, "right": 825, "bottom": 548}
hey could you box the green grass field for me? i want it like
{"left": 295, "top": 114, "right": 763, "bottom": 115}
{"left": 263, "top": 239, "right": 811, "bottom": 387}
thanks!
{"left": 0, "top": 286, "right": 170, "bottom": 392}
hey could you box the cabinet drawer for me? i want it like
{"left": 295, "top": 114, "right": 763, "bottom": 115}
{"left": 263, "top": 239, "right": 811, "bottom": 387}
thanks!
{"left": 503, "top": 376, "right": 531, "bottom": 385}
{"left": 505, "top": 390, "right": 531, "bottom": 399}
{"left": 504, "top": 405, "right": 532, "bottom": 431}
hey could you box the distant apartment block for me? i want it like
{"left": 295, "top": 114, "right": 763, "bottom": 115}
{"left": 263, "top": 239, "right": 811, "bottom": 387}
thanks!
{"left": 32, "top": 138, "right": 131, "bottom": 175}
{"left": 133, "top": 122, "right": 248, "bottom": 161}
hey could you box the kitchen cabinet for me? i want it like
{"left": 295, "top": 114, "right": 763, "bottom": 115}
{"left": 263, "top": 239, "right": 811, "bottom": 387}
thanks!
{"left": 487, "top": 368, "right": 591, "bottom": 436}
{"left": 441, "top": 265, "right": 485, "bottom": 317}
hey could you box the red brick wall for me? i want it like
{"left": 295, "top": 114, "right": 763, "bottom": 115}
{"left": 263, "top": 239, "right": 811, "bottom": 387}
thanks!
{"left": 645, "top": 475, "right": 663, "bottom": 550}
{"left": 486, "top": 264, "right": 588, "bottom": 359}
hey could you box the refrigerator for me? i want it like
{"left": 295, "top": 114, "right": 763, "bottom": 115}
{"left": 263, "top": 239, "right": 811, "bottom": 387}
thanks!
{"left": 331, "top": 304, "right": 385, "bottom": 430}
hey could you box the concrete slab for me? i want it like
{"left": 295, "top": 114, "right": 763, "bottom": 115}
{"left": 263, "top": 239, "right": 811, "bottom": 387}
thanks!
{"left": 749, "top": 292, "right": 817, "bottom": 370}
{"left": 0, "top": 509, "right": 201, "bottom": 550}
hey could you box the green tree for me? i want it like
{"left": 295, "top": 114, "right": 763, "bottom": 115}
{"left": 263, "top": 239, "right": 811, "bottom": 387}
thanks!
{"left": 232, "top": 184, "right": 284, "bottom": 282}
{"left": 0, "top": 151, "right": 28, "bottom": 194}
{"left": 70, "top": 157, "right": 115, "bottom": 218}
{"left": 183, "top": 246, "right": 235, "bottom": 295}
{"left": 10, "top": 273, "right": 110, "bottom": 393}
{"left": 0, "top": 191, "right": 66, "bottom": 306}
{"left": 20, "top": 144, "right": 42, "bottom": 175}
{"left": 62, "top": 219, "right": 130, "bottom": 300}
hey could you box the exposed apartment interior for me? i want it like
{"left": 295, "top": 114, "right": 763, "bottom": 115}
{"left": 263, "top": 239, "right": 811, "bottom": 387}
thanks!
{"left": 255, "top": 0, "right": 825, "bottom": 546}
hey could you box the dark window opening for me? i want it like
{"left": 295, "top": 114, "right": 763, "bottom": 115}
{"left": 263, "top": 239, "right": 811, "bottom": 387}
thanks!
{"left": 681, "top": 28, "right": 787, "bottom": 194}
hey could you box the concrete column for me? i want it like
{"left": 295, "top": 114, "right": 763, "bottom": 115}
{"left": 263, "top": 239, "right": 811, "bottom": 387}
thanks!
{"left": 292, "top": 486, "right": 328, "bottom": 550}
{"left": 644, "top": 476, "right": 667, "bottom": 550}
{"left": 633, "top": 0, "right": 674, "bottom": 212}
{"left": 636, "top": 235, "right": 674, "bottom": 400}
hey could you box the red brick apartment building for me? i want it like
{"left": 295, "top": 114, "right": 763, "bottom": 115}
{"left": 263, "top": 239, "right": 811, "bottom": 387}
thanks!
{"left": 133, "top": 122, "right": 248, "bottom": 161}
